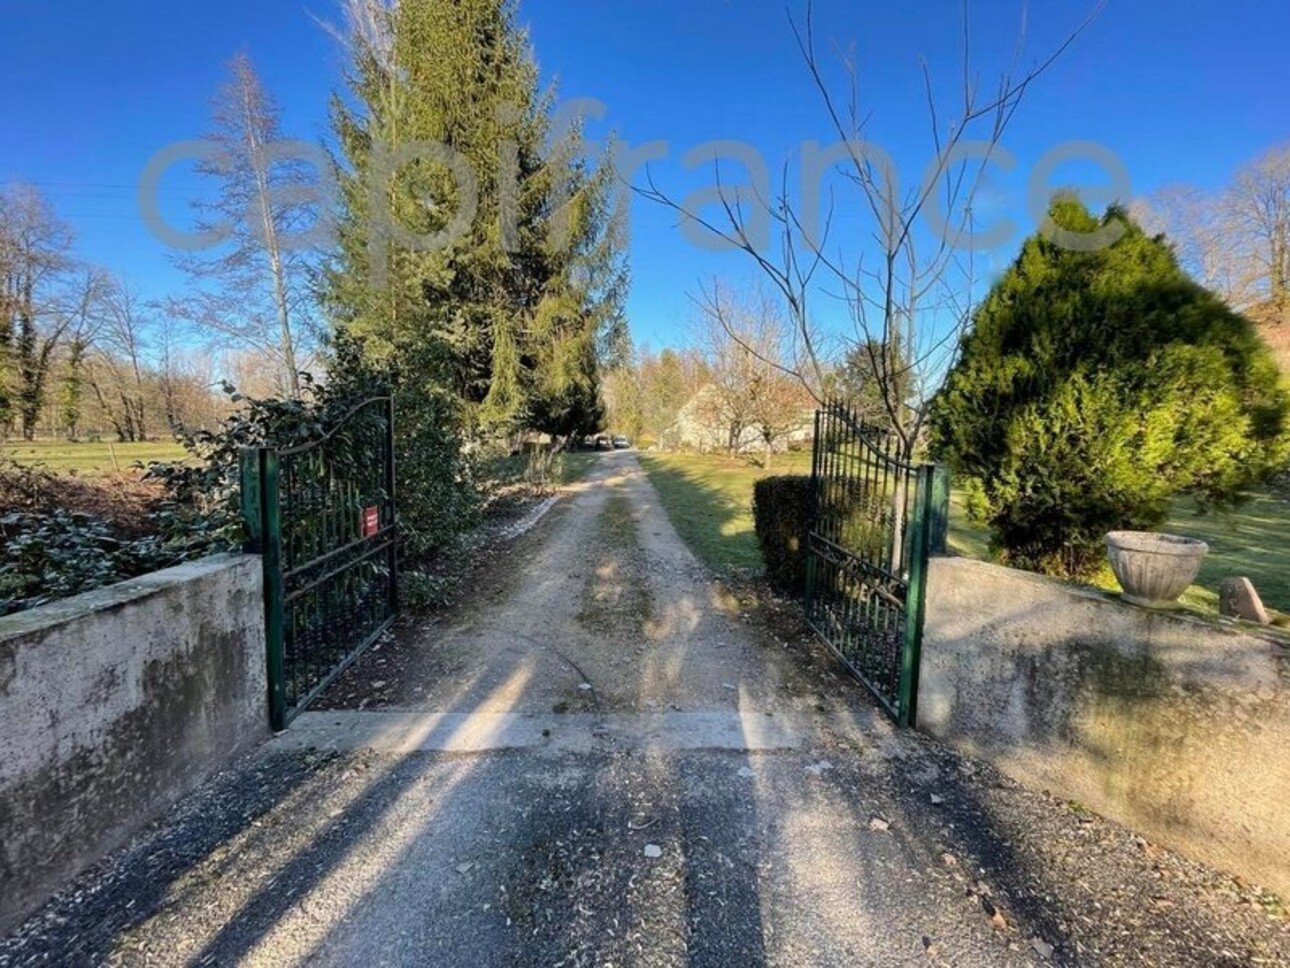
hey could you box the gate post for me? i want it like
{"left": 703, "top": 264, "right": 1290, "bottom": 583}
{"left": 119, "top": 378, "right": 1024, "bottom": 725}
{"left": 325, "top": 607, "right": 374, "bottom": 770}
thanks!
{"left": 804, "top": 408, "right": 822, "bottom": 611}
{"left": 897, "top": 463, "right": 937, "bottom": 727}
{"left": 243, "top": 447, "right": 287, "bottom": 732}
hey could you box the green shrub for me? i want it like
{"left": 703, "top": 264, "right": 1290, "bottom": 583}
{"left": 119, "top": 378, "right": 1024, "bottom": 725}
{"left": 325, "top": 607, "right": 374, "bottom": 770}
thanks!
{"left": 0, "top": 510, "right": 190, "bottom": 615}
{"left": 399, "top": 568, "right": 455, "bottom": 611}
{"left": 753, "top": 473, "right": 899, "bottom": 593}
{"left": 386, "top": 381, "right": 480, "bottom": 561}
{"left": 931, "top": 196, "right": 1289, "bottom": 578}
{"left": 753, "top": 475, "right": 815, "bottom": 593}
{"left": 0, "top": 460, "right": 209, "bottom": 616}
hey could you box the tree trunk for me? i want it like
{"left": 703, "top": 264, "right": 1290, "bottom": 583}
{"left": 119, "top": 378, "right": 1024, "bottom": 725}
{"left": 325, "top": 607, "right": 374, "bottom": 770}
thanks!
{"left": 241, "top": 77, "right": 301, "bottom": 399}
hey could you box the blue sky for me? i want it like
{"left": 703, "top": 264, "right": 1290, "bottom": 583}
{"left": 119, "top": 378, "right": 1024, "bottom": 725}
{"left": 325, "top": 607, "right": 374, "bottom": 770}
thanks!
{"left": 3, "top": 0, "right": 1288, "bottom": 352}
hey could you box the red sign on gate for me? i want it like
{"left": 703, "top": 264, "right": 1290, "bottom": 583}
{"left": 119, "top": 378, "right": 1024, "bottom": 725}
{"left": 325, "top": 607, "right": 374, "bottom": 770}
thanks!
{"left": 361, "top": 505, "right": 380, "bottom": 537}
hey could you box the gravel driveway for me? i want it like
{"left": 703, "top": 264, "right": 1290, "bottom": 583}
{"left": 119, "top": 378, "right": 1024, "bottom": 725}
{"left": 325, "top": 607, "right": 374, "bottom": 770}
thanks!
{"left": 2, "top": 452, "right": 1286, "bottom": 966}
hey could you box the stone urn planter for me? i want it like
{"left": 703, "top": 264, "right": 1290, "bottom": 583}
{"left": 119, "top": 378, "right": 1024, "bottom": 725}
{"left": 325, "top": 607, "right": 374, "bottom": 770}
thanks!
{"left": 1105, "top": 531, "right": 1209, "bottom": 609}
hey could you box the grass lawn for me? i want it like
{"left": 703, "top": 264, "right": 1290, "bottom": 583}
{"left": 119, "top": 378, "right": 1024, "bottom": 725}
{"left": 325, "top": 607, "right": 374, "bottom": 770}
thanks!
{"left": 639, "top": 450, "right": 812, "bottom": 575}
{"left": 947, "top": 487, "right": 991, "bottom": 560}
{"left": 2, "top": 439, "right": 187, "bottom": 475}
{"left": 948, "top": 484, "right": 1290, "bottom": 616}
{"left": 641, "top": 449, "right": 1290, "bottom": 616}
{"left": 1163, "top": 493, "right": 1290, "bottom": 615}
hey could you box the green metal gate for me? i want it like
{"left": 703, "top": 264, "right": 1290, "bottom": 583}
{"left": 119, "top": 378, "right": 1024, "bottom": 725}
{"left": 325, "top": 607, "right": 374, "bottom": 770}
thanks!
{"left": 241, "top": 397, "right": 399, "bottom": 730}
{"left": 804, "top": 402, "right": 948, "bottom": 726}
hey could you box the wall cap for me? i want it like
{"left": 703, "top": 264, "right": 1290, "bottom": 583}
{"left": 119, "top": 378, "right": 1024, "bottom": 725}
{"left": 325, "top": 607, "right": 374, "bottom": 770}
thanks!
{"left": 931, "top": 554, "right": 1290, "bottom": 649}
{"left": 0, "top": 554, "right": 259, "bottom": 643}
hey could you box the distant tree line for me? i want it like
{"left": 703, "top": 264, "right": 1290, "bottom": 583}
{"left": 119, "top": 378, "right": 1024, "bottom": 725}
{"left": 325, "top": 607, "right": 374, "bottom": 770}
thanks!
{"left": 600, "top": 280, "right": 892, "bottom": 465}
{"left": 0, "top": 186, "right": 235, "bottom": 442}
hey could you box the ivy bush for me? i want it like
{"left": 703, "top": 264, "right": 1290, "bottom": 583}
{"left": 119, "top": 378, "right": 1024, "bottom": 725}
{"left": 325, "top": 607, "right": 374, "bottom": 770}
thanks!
{"left": 2, "top": 337, "right": 482, "bottom": 617}
{"left": 146, "top": 336, "right": 480, "bottom": 566}
{"left": 0, "top": 462, "right": 194, "bottom": 615}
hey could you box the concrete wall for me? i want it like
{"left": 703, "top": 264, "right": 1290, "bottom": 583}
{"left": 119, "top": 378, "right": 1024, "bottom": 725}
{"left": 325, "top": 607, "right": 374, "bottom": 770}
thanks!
{"left": 919, "top": 556, "right": 1290, "bottom": 899}
{"left": 0, "top": 555, "right": 268, "bottom": 932}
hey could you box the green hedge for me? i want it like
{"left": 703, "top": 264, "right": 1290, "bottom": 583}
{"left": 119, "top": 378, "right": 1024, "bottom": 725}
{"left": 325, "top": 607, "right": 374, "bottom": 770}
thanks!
{"left": 754, "top": 473, "right": 896, "bottom": 594}
{"left": 752, "top": 475, "right": 815, "bottom": 593}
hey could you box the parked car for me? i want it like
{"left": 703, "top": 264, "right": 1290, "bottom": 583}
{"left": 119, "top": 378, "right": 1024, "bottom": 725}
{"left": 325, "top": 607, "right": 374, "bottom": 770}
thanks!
{"left": 612, "top": 436, "right": 631, "bottom": 449}
{"left": 594, "top": 435, "right": 613, "bottom": 451}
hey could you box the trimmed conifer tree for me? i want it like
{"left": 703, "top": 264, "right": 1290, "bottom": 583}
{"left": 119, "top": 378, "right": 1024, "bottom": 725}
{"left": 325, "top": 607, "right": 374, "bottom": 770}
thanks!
{"left": 930, "top": 195, "right": 1288, "bottom": 577}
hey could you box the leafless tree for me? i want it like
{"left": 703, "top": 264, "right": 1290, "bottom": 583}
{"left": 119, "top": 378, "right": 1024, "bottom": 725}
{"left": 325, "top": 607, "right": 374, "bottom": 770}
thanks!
{"left": 1132, "top": 186, "right": 1243, "bottom": 302}
{"left": 696, "top": 289, "right": 748, "bottom": 453}
{"left": 27, "top": 286, "right": 229, "bottom": 441}
{"left": 639, "top": 1, "right": 1103, "bottom": 461}
{"left": 154, "top": 313, "right": 206, "bottom": 432}
{"left": 90, "top": 279, "right": 155, "bottom": 441}
{"left": 1227, "top": 144, "right": 1290, "bottom": 313}
{"left": 697, "top": 281, "right": 813, "bottom": 467}
{"left": 169, "top": 52, "right": 320, "bottom": 398}
{"left": 320, "top": 0, "right": 396, "bottom": 69}
{"left": 56, "top": 267, "right": 112, "bottom": 439}
{"left": 1137, "top": 143, "right": 1290, "bottom": 318}
{"left": 0, "top": 184, "right": 86, "bottom": 439}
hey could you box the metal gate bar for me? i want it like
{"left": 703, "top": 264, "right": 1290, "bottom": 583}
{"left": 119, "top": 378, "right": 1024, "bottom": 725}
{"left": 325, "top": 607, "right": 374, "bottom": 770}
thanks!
{"left": 241, "top": 396, "right": 399, "bottom": 730}
{"left": 804, "top": 401, "right": 948, "bottom": 726}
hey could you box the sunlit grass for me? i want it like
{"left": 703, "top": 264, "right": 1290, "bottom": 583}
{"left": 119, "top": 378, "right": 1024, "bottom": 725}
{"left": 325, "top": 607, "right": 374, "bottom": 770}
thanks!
{"left": 1163, "top": 493, "right": 1290, "bottom": 615}
{"left": 2, "top": 439, "right": 187, "bottom": 475}
{"left": 947, "top": 487, "right": 991, "bottom": 560}
{"left": 639, "top": 450, "right": 812, "bottom": 575}
{"left": 948, "top": 485, "right": 1290, "bottom": 615}
{"left": 642, "top": 449, "right": 1290, "bottom": 616}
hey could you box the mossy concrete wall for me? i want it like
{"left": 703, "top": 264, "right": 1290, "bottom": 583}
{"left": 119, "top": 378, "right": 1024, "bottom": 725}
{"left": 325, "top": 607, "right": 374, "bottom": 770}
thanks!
{"left": 0, "top": 555, "right": 268, "bottom": 932}
{"left": 920, "top": 556, "right": 1290, "bottom": 899}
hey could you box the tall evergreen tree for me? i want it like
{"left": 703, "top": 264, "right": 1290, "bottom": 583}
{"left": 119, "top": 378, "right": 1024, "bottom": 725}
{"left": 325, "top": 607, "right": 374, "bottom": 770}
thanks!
{"left": 326, "top": 0, "right": 625, "bottom": 437}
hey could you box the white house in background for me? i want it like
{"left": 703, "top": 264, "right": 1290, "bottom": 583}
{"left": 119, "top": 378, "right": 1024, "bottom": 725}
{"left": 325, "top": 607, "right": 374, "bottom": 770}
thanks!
{"left": 661, "top": 384, "right": 815, "bottom": 454}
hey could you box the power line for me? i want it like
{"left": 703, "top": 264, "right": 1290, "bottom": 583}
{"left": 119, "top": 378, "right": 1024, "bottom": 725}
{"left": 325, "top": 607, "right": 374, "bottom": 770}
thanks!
{"left": 56, "top": 213, "right": 169, "bottom": 222}
{"left": 1, "top": 180, "right": 199, "bottom": 195}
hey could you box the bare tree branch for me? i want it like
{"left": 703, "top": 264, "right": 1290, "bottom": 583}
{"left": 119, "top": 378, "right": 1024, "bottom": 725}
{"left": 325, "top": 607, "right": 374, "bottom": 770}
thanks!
{"left": 637, "top": 0, "right": 1103, "bottom": 460}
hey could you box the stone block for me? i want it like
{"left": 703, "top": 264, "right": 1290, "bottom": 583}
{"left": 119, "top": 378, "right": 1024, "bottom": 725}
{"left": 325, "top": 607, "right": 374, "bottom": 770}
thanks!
{"left": 1220, "top": 576, "right": 1271, "bottom": 625}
